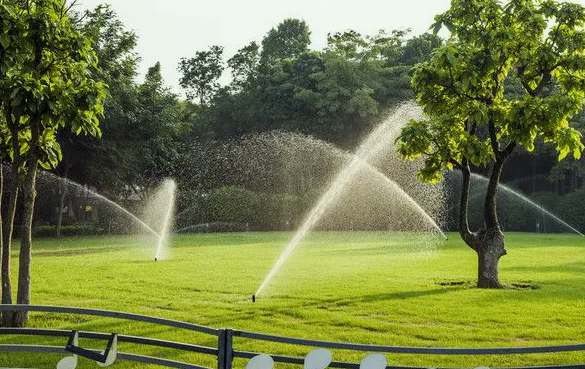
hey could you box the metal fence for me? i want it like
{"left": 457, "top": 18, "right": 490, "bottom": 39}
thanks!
{"left": 0, "top": 305, "right": 583, "bottom": 369}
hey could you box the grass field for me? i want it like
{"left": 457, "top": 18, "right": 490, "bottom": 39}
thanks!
{"left": 0, "top": 231, "right": 584, "bottom": 368}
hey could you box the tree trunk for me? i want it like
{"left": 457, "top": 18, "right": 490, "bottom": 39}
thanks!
{"left": 476, "top": 228, "right": 506, "bottom": 288}
{"left": 56, "top": 170, "right": 69, "bottom": 238}
{"left": 457, "top": 162, "right": 477, "bottom": 247}
{"left": 1, "top": 167, "right": 18, "bottom": 326}
{"left": 56, "top": 189, "right": 66, "bottom": 237}
{"left": 457, "top": 158, "right": 508, "bottom": 289}
{"left": 2, "top": 113, "right": 21, "bottom": 326}
{"left": 0, "top": 165, "right": 3, "bottom": 304}
{"left": 14, "top": 162, "right": 37, "bottom": 327}
{"left": 14, "top": 120, "right": 40, "bottom": 327}
{"left": 476, "top": 159, "right": 507, "bottom": 289}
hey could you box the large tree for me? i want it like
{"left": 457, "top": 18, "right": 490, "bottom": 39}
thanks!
{"left": 55, "top": 4, "right": 139, "bottom": 236}
{"left": 398, "top": 0, "right": 585, "bottom": 288}
{"left": 178, "top": 45, "right": 224, "bottom": 105}
{"left": 228, "top": 42, "right": 260, "bottom": 92}
{"left": 0, "top": 0, "right": 106, "bottom": 325}
{"left": 260, "top": 18, "right": 311, "bottom": 65}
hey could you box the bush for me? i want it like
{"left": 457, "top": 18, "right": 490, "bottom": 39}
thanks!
{"left": 207, "top": 186, "right": 260, "bottom": 224}
{"left": 33, "top": 224, "right": 103, "bottom": 237}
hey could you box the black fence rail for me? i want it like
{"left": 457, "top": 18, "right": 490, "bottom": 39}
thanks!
{"left": 0, "top": 305, "right": 582, "bottom": 369}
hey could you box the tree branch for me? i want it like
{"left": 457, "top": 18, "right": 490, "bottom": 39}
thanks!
{"left": 449, "top": 158, "right": 462, "bottom": 169}
{"left": 458, "top": 159, "right": 477, "bottom": 251}
{"left": 502, "top": 140, "right": 517, "bottom": 157}
{"left": 488, "top": 119, "right": 500, "bottom": 157}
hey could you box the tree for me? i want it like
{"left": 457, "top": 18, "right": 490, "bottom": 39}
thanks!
{"left": 0, "top": 3, "right": 27, "bottom": 325}
{"left": 0, "top": 126, "right": 4, "bottom": 324}
{"left": 325, "top": 30, "right": 369, "bottom": 60}
{"left": 398, "top": 0, "right": 585, "bottom": 288}
{"left": 260, "top": 18, "right": 311, "bottom": 65}
{"left": 133, "top": 63, "right": 183, "bottom": 190}
{"left": 178, "top": 45, "right": 224, "bottom": 105}
{"left": 203, "top": 25, "right": 438, "bottom": 145}
{"left": 400, "top": 33, "right": 443, "bottom": 65}
{"left": 228, "top": 42, "right": 260, "bottom": 92}
{"left": 56, "top": 4, "right": 139, "bottom": 236}
{"left": 0, "top": 0, "right": 106, "bottom": 325}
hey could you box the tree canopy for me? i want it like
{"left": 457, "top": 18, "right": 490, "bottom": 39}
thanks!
{"left": 399, "top": 0, "right": 585, "bottom": 183}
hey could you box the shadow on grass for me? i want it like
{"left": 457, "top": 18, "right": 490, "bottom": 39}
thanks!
{"left": 33, "top": 246, "right": 127, "bottom": 257}
{"left": 268, "top": 286, "right": 467, "bottom": 309}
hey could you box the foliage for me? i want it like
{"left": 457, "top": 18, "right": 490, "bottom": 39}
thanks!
{"left": 178, "top": 45, "right": 224, "bottom": 104}
{"left": 206, "top": 186, "right": 259, "bottom": 224}
{"left": 200, "top": 21, "right": 435, "bottom": 145}
{"left": 32, "top": 224, "right": 102, "bottom": 237}
{"left": 57, "top": 5, "right": 185, "bottom": 198}
{"left": 228, "top": 42, "right": 260, "bottom": 92}
{"left": 398, "top": 0, "right": 585, "bottom": 183}
{"left": 0, "top": 0, "right": 107, "bottom": 170}
{"left": 56, "top": 4, "right": 138, "bottom": 188}
{"left": 260, "top": 18, "right": 311, "bottom": 65}
{"left": 0, "top": 0, "right": 108, "bottom": 324}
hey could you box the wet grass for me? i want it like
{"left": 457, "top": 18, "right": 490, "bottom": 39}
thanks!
{"left": 0, "top": 232, "right": 584, "bottom": 368}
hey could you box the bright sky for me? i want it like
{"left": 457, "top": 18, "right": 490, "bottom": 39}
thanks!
{"left": 76, "top": 0, "right": 585, "bottom": 95}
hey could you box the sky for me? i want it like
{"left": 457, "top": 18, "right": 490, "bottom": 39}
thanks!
{"left": 75, "top": 0, "right": 454, "bottom": 93}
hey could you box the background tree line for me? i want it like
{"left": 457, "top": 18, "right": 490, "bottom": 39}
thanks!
{"left": 4, "top": 3, "right": 585, "bottom": 240}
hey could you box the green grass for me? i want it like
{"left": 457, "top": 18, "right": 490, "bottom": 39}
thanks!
{"left": 0, "top": 231, "right": 584, "bottom": 368}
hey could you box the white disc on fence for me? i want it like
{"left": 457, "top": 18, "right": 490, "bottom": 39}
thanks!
{"left": 304, "top": 349, "right": 332, "bottom": 369}
{"left": 56, "top": 356, "right": 77, "bottom": 369}
{"left": 359, "top": 354, "right": 387, "bottom": 369}
{"left": 246, "top": 354, "right": 274, "bottom": 369}
{"left": 97, "top": 335, "right": 118, "bottom": 367}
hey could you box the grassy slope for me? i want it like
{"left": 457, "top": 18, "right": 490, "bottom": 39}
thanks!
{"left": 0, "top": 232, "right": 584, "bottom": 368}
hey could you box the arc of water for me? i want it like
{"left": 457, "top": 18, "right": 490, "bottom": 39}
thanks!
{"left": 470, "top": 173, "right": 584, "bottom": 236}
{"left": 39, "top": 172, "right": 161, "bottom": 239}
{"left": 154, "top": 179, "right": 177, "bottom": 260}
{"left": 254, "top": 155, "right": 445, "bottom": 297}
{"left": 255, "top": 103, "right": 445, "bottom": 297}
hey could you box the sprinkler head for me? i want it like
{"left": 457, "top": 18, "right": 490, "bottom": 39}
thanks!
{"left": 154, "top": 257, "right": 158, "bottom": 262}
{"left": 252, "top": 295, "right": 256, "bottom": 303}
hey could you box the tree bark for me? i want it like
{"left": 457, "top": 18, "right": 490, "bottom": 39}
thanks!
{"left": 484, "top": 160, "right": 504, "bottom": 231}
{"left": 2, "top": 191, "right": 17, "bottom": 326}
{"left": 457, "top": 161, "right": 478, "bottom": 249}
{"left": 56, "top": 168, "right": 69, "bottom": 237}
{"left": 14, "top": 119, "right": 40, "bottom": 327}
{"left": 457, "top": 158, "right": 508, "bottom": 289}
{"left": 476, "top": 159, "right": 507, "bottom": 289}
{"left": 1, "top": 167, "right": 18, "bottom": 326}
{"left": 0, "top": 165, "right": 3, "bottom": 305}
{"left": 2, "top": 113, "right": 20, "bottom": 326}
{"left": 56, "top": 188, "right": 66, "bottom": 237}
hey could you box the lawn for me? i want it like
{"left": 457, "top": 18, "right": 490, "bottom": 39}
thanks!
{"left": 0, "top": 231, "right": 584, "bottom": 368}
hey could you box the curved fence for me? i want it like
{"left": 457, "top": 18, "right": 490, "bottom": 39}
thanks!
{"left": 0, "top": 305, "right": 583, "bottom": 369}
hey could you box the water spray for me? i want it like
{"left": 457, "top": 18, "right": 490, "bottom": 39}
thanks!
{"left": 38, "top": 171, "right": 161, "bottom": 238}
{"left": 153, "top": 179, "right": 177, "bottom": 261}
{"left": 470, "top": 173, "right": 584, "bottom": 236}
{"left": 254, "top": 103, "right": 445, "bottom": 297}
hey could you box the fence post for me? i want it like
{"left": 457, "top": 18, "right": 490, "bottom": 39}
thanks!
{"left": 217, "top": 329, "right": 233, "bottom": 369}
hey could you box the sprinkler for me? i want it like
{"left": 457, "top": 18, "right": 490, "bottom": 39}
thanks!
{"left": 154, "top": 257, "right": 158, "bottom": 262}
{"left": 252, "top": 295, "right": 256, "bottom": 303}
